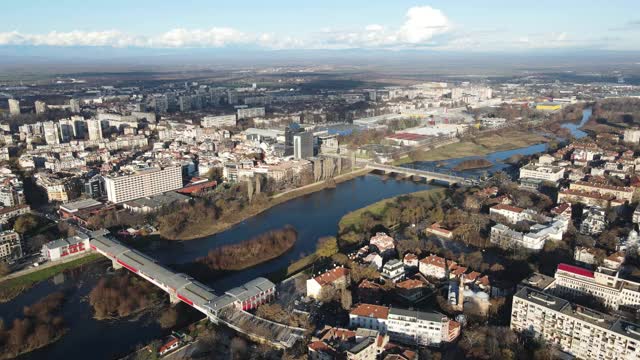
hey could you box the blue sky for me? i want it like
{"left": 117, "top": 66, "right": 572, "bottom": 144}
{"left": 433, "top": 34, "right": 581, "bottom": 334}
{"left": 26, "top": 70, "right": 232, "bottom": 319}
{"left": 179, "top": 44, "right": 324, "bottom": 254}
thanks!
{"left": 1, "top": 0, "right": 639, "bottom": 51}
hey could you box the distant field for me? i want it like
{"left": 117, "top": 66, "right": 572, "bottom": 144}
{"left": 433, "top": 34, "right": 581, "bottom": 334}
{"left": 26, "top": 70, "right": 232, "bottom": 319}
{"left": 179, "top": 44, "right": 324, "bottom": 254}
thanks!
{"left": 395, "top": 129, "right": 548, "bottom": 164}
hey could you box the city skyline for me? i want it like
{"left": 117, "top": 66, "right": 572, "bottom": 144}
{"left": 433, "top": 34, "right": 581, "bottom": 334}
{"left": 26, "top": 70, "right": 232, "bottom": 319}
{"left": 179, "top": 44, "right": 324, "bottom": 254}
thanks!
{"left": 1, "top": 1, "right": 639, "bottom": 52}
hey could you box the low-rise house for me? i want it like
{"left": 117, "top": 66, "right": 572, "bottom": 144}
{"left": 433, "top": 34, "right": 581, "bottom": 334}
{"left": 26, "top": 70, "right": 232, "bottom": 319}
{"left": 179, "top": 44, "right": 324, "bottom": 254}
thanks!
{"left": 307, "top": 267, "right": 350, "bottom": 299}
{"left": 381, "top": 259, "right": 405, "bottom": 283}
{"left": 349, "top": 304, "right": 460, "bottom": 347}
{"left": 579, "top": 206, "right": 607, "bottom": 235}
{"left": 0, "top": 230, "right": 22, "bottom": 263}
{"left": 41, "top": 233, "right": 90, "bottom": 261}
{"left": 425, "top": 222, "right": 453, "bottom": 239}
{"left": 369, "top": 233, "right": 396, "bottom": 257}
{"left": 574, "top": 246, "right": 600, "bottom": 265}
{"left": 402, "top": 253, "right": 418, "bottom": 269}
{"left": 419, "top": 254, "right": 457, "bottom": 280}
{"left": 395, "top": 278, "right": 431, "bottom": 303}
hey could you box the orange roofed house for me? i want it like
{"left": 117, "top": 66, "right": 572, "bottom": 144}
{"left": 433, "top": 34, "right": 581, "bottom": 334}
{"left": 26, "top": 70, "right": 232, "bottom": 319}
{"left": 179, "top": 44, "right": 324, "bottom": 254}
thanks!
{"left": 349, "top": 304, "right": 460, "bottom": 347}
{"left": 307, "top": 267, "right": 350, "bottom": 299}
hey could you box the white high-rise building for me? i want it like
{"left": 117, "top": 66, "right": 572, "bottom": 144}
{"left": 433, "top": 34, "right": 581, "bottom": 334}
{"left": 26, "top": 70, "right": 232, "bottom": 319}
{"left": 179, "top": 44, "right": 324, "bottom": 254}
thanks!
{"left": 58, "top": 118, "right": 76, "bottom": 142}
{"left": 237, "top": 107, "right": 265, "bottom": 119}
{"left": 201, "top": 114, "right": 237, "bottom": 128}
{"left": 87, "top": 119, "right": 103, "bottom": 141}
{"left": 42, "top": 121, "right": 60, "bottom": 145}
{"left": 69, "top": 98, "right": 81, "bottom": 113}
{"left": 293, "top": 132, "right": 313, "bottom": 159}
{"left": 104, "top": 165, "right": 183, "bottom": 203}
{"left": 8, "top": 99, "right": 20, "bottom": 116}
{"left": 34, "top": 100, "right": 47, "bottom": 114}
{"left": 511, "top": 287, "right": 640, "bottom": 360}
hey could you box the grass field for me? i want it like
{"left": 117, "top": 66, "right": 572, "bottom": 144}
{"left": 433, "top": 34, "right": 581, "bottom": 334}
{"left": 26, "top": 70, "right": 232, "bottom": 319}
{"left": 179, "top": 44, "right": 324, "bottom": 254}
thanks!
{"left": 0, "top": 253, "right": 103, "bottom": 302}
{"left": 339, "top": 188, "right": 447, "bottom": 232}
{"left": 394, "top": 129, "right": 548, "bottom": 164}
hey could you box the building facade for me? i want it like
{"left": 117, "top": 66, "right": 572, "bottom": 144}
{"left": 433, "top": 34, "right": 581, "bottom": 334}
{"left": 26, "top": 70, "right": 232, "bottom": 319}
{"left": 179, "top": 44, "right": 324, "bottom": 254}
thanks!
{"left": 0, "top": 230, "right": 22, "bottom": 263}
{"left": 104, "top": 165, "right": 183, "bottom": 203}
{"left": 511, "top": 286, "right": 640, "bottom": 360}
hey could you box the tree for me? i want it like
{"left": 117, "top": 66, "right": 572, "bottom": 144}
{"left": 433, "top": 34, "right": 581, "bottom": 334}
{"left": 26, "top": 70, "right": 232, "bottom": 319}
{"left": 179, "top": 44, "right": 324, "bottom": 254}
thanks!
{"left": 230, "top": 337, "right": 248, "bottom": 360}
{"left": 316, "top": 236, "right": 338, "bottom": 258}
{"left": 206, "top": 167, "right": 223, "bottom": 183}
{"left": 340, "top": 289, "right": 352, "bottom": 310}
{"left": 0, "top": 261, "right": 10, "bottom": 276}
{"left": 13, "top": 214, "right": 40, "bottom": 235}
{"left": 158, "top": 307, "right": 178, "bottom": 329}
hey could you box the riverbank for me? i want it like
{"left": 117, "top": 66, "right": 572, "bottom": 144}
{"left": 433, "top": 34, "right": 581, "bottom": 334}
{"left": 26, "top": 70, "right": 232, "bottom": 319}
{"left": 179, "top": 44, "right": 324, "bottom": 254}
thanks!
{"left": 0, "top": 253, "right": 103, "bottom": 303}
{"left": 452, "top": 159, "right": 493, "bottom": 171}
{"left": 338, "top": 187, "right": 447, "bottom": 240}
{"left": 393, "top": 129, "right": 548, "bottom": 165}
{"left": 172, "top": 167, "right": 372, "bottom": 241}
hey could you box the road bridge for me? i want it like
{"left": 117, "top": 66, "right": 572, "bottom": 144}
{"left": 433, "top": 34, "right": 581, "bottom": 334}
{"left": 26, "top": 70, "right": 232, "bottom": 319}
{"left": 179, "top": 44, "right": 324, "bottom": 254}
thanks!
{"left": 365, "top": 163, "right": 469, "bottom": 186}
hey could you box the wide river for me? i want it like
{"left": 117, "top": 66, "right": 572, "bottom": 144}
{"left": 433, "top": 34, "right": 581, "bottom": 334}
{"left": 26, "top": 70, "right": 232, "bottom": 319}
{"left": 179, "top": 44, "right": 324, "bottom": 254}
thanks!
{"left": 2, "top": 108, "right": 591, "bottom": 360}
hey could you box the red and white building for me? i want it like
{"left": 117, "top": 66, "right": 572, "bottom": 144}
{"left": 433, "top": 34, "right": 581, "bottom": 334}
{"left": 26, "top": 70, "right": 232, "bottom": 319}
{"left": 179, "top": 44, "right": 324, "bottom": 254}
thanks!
{"left": 349, "top": 304, "right": 460, "bottom": 346}
{"left": 553, "top": 263, "right": 640, "bottom": 310}
{"left": 419, "top": 254, "right": 457, "bottom": 280}
{"left": 490, "top": 204, "right": 526, "bottom": 223}
{"left": 42, "top": 233, "right": 91, "bottom": 261}
{"left": 224, "top": 277, "right": 276, "bottom": 311}
{"left": 306, "top": 267, "right": 350, "bottom": 299}
{"left": 425, "top": 222, "right": 453, "bottom": 239}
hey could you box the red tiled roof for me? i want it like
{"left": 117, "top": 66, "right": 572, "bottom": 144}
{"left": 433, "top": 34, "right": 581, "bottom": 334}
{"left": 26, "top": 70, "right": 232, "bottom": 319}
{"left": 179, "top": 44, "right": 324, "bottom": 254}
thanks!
{"left": 308, "top": 340, "right": 332, "bottom": 352}
{"left": 557, "top": 263, "right": 594, "bottom": 278}
{"left": 177, "top": 180, "right": 217, "bottom": 194}
{"left": 491, "top": 203, "right": 524, "bottom": 213}
{"left": 314, "top": 267, "right": 349, "bottom": 286}
{"left": 396, "top": 279, "right": 426, "bottom": 290}
{"left": 350, "top": 304, "right": 389, "bottom": 319}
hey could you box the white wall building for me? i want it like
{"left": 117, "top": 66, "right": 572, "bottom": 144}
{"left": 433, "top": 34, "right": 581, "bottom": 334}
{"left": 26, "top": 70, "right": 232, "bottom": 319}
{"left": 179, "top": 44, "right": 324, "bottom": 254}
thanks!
{"left": 349, "top": 304, "right": 459, "bottom": 347}
{"left": 104, "top": 165, "right": 183, "bottom": 203}
{"left": 519, "top": 164, "right": 565, "bottom": 183}
{"left": 511, "top": 286, "right": 640, "bottom": 360}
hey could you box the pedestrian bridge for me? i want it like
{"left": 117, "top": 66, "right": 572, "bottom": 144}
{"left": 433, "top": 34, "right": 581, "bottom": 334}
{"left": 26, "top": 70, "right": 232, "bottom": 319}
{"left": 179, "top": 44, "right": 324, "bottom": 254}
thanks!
{"left": 89, "top": 229, "right": 305, "bottom": 349}
{"left": 366, "top": 164, "right": 469, "bottom": 186}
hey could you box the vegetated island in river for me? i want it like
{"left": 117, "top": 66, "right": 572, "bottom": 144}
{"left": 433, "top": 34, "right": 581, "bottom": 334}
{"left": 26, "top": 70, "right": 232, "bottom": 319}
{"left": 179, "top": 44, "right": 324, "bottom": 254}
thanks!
{"left": 196, "top": 226, "right": 298, "bottom": 272}
{"left": 88, "top": 271, "right": 164, "bottom": 320}
{"left": 0, "top": 292, "right": 67, "bottom": 360}
{"left": 452, "top": 158, "right": 493, "bottom": 171}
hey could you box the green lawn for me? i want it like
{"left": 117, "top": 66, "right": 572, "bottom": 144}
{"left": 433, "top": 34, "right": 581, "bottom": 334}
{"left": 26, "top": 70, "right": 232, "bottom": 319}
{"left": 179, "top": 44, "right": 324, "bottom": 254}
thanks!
{"left": 394, "top": 129, "right": 548, "bottom": 164}
{"left": 339, "top": 188, "right": 446, "bottom": 232}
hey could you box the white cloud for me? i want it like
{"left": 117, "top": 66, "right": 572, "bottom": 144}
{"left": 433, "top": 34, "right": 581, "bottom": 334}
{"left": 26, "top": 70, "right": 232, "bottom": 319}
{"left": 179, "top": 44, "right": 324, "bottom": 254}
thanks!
{"left": 0, "top": 6, "right": 620, "bottom": 51}
{"left": 152, "top": 28, "right": 247, "bottom": 47}
{"left": 398, "top": 6, "right": 450, "bottom": 44}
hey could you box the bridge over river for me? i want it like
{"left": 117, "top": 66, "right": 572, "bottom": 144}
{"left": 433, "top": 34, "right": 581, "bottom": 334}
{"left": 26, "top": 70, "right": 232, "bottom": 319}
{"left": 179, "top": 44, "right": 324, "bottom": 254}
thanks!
{"left": 365, "top": 163, "right": 478, "bottom": 186}
{"left": 88, "top": 229, "right": 305, "bottom": 349}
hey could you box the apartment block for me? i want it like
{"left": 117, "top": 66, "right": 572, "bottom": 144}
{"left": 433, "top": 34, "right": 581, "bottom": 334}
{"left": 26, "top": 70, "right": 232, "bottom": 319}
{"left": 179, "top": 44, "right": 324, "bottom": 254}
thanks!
{"left": 519, "top": 164, "right": 565, "bottom": 183}
{"left": 0, "top": 230, "right": 22, "bottom": 263}
{"left": 511, "top": 287, "right": 640, "bottom": 360}
{"left": 349, "top": 304, "right": 460, "bottom": 347}
{"left": 104, "top": 165, "right": 183, "bottom": 203}
{"left": 553, "top": 263, "right": 640, "bottom": 311}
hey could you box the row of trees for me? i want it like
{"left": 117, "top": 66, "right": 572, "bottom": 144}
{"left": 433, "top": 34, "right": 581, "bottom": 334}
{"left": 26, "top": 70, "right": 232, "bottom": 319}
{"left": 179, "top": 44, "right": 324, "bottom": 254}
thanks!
{"left": 0, "top": 292, "right": 67, "bottom": 359}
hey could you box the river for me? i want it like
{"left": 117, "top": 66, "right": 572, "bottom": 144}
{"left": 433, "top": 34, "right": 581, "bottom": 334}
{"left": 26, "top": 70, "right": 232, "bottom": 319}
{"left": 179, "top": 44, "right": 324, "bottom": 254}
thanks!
{"left": 2, "top": 108, "right": 592, "bottom": 360}
{"left": 401, "top": 107, "right": 592, "bottom": 178}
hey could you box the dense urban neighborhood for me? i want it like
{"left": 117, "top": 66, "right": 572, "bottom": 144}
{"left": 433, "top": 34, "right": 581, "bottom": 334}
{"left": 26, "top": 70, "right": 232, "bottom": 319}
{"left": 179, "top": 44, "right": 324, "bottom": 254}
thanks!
{"left": 1, "top": 63, "right": 640, "bottom": 360}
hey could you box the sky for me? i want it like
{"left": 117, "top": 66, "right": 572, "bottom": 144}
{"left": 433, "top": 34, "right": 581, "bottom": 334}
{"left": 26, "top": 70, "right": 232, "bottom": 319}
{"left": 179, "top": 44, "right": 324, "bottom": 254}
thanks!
{"left": 1, "top": 0, "right": 639, "bottom": 52}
